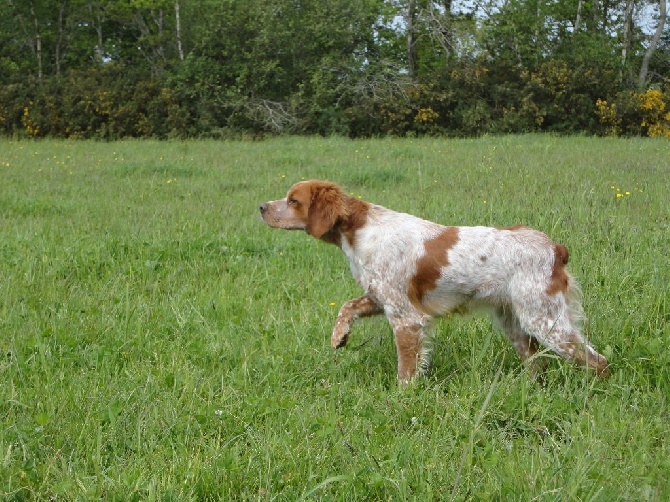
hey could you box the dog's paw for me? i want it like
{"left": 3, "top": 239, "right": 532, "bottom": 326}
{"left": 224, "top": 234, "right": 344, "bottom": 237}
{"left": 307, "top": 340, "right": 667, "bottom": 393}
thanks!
{"left": 331, "top": 318, "right": 351, "bottom": 348}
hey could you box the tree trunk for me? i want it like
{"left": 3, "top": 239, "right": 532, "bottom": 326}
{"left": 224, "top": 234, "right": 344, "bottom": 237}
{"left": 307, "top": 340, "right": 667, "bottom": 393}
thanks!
{"left": 406, "top": 0, "right": 418, "bottom": 79}
{"left": 639, "top": 0, "right": 667, "bottom": 87}
{"left": 90, "top": 1, "right": 106, "bottom": 63}
{"left": 29, "top": 1, "right": 43, "bottom": 81}
{"left": 575, "top": 0, "right": 583, "bottom": 32}
{"left": 426, "top": 0, "right": 453, "bottom": 61}
{"left": 175, "top": 1, "right": 184, "bottom": 61}
{"left": 602, "top": 0, "right": 610, "bottom": 30}
{"left": 55, "top": 1, "right": 67, "bottom": 76}
{"left": 620, "top": 0, "right": 634, "bottom": 82}
{"left": 155, "top": 8, "right": 165, "bottom": 61}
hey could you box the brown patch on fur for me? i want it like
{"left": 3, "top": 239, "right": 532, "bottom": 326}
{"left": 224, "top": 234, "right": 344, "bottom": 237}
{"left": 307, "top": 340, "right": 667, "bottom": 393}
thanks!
{"left": 547, "top": 244, "right": 570, "bottom": 295}
{"left": 293, "top": 181, "right": 369, "bottom": 245}
{"left": 299, "top": 181, "right": 349, "bottom": 239}
{"left": 281, "top": 184, "right": 311, "bottom": 221}
{"left": 339, "top": 197, "right": 369, "bottom": 247}
{"left": 408, "top": 227, "right": 459, "bottom": 309}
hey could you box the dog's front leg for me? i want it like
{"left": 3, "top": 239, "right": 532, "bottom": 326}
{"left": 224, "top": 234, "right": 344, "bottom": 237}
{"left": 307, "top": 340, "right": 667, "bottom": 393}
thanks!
{"left": 386, "top": 310, "right": 431, "bottom": 384}
{"left": 392, "top": 323, "right": 424, "bottom": 384}
{"left": 331, "top": 295, "right": 382, "bottom": 348}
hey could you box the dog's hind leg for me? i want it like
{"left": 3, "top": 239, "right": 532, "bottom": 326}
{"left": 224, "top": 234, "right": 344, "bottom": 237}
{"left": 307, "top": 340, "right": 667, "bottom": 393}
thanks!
{"left": 494, "top": 305, "right": 548, "bottom": 377}
{"left": 549, "top": 330, "right": 609, "bottom": 377}
{"left": 512, "top": 292, "right": 609, "bottom": 377}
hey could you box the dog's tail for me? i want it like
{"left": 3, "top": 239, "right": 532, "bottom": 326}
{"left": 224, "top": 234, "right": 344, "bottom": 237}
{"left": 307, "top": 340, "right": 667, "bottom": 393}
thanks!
{"left": 564, "top": 271, "right": 610, "bottom": 377}
{"left": 565, "top": 272, "right": 586, "bottom": 328}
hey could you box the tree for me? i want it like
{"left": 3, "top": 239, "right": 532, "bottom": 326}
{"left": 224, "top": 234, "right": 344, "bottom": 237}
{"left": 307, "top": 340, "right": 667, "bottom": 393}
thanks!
{"left": 8, "top": 0, "right": 47, "bottom": 80}
{"left": 639, "top": 0, "right": 668, "bottom": 87}
{"left": 175, "top": 1, "right": 184, "bottom": 61}
{"left": 0, "top": 0, "right": 666, "bottom": 138}
{"left": 621, "top": 0, "right": 635, "bottom": 78}
{"left": 406, "top": 0, "right": 418, "bottom": 78}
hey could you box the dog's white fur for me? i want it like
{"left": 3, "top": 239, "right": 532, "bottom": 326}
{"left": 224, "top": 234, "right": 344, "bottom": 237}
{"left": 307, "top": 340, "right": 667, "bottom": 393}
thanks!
{"left": 261, "top": 180, "right": 608, "bottom": 383}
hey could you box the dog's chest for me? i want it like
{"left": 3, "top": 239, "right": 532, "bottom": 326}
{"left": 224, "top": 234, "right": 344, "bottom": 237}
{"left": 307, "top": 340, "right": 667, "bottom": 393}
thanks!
{"left": 340, "top": 234, "right": 367, "bottom": 286}
{"left": 339, "top": 211, "right": 438, "bottom": 295}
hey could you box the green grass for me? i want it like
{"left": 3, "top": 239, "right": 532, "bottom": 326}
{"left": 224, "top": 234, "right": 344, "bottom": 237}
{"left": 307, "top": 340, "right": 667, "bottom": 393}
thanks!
{"left": 1, "top": 135, "right": 668, "bottom": 500}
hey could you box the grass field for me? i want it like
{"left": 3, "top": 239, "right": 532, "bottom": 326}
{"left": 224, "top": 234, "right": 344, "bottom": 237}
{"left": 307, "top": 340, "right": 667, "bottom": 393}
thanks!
{"left": 1, "top": 135, "right": 669, "bottom": 500}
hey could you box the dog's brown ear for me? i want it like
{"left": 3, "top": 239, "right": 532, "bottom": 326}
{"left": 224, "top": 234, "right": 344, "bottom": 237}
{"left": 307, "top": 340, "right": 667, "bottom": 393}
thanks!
{"left": 307, "top": 183, "right": 348, "bottom": 238}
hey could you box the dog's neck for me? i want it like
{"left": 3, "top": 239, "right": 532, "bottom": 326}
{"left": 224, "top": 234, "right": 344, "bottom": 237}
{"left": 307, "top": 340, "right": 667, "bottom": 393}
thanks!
{"left": 319, "top": 196, "right": 370, "bottom": 248}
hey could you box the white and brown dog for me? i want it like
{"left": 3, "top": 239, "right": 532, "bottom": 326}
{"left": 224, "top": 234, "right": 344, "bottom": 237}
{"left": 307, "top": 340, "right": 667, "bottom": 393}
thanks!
{"left": 260, "top": 180, "right": 608, "bottom": 383}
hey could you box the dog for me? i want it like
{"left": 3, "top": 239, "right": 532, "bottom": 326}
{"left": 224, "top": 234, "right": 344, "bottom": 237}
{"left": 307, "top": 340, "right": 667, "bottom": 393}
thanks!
{"left": 260, "top": 180, "right": 608, "bottom": 383}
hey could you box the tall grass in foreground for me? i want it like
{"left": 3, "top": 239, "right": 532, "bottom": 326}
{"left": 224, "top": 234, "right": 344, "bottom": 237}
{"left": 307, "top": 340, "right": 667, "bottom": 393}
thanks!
{"left": 0, "top": 135, "right": 668, "bottom": 500}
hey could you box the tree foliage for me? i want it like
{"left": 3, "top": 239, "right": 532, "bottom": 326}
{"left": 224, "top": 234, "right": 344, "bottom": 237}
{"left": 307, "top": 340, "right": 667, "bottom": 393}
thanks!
{"left": 0, "top": 0, "right": 668, "bottom": 138}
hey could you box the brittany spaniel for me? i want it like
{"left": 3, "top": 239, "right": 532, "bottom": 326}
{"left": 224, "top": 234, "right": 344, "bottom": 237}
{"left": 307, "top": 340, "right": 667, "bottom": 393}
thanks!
{"left": 260, "top": 180, "right": 609, "bottom": 383}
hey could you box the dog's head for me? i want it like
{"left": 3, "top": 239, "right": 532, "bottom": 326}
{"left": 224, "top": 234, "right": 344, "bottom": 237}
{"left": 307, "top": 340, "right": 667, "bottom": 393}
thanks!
{"left": 260, "top": 180, "right": 350, "bottom": 238}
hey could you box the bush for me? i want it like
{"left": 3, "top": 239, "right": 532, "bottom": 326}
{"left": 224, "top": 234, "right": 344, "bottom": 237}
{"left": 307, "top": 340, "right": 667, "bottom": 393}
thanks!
{"left": 522, "top": 60, "right": 617, "bottom": 133}
{"left": 595, "top": 87, "right": 670, "bottom": 138}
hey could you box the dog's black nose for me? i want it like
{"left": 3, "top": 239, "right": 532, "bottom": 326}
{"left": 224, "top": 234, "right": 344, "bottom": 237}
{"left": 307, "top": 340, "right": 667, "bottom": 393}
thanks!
{"left": 259, "top": 203, "right": 268, "bottom": 214}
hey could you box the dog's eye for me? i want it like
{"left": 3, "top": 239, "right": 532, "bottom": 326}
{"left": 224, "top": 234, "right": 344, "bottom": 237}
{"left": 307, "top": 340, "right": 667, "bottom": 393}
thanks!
{"left": 288, "top": 198, "right": 298, "bottom": 206}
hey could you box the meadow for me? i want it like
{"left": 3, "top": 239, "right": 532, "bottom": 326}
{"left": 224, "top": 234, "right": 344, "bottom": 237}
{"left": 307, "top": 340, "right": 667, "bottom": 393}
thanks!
{"left": 0, "top": 135, "right": 668, "bottom": 500}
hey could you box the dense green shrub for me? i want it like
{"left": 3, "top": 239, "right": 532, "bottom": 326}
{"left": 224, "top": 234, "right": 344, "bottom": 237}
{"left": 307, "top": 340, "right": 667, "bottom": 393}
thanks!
{"left": 2, "top": 63, "right": 667, "bottom": 139}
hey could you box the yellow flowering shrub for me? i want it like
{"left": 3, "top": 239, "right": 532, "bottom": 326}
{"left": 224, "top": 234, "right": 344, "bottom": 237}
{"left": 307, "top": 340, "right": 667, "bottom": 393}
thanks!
{"left": 95, "top": 90, "right": 113, "bottom": 117}
{"left": 415, "top": 107, "right": 439, "bottom": 124}
{"left": 22, "top": 104, "right": 40, "bottom": 137}
{"left": 639, "top": 89, "right": 670, "bottom": 139}
{"left": 595, "top": 98, "right": 621, "bottom": 136}
{"left": 594, "top": 89, "right": 670, "bottom": 138}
